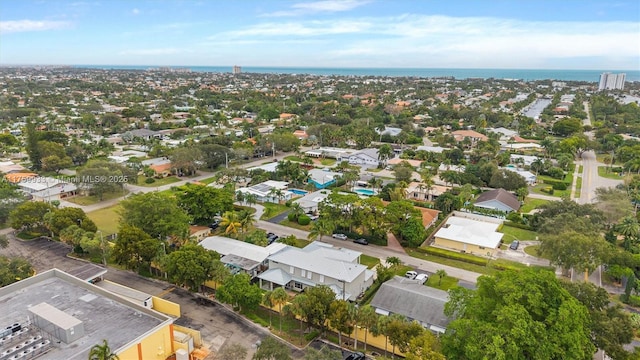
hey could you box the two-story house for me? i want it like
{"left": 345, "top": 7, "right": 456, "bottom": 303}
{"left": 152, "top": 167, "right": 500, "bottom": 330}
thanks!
{"left": 258, "top": 242, "right": 375, "bottom": 301}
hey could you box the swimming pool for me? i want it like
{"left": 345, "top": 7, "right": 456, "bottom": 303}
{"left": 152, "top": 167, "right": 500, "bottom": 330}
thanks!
{"left": 354, "top": 188, "right": 376, "bottom": 196}
{"left": 290, "top": 189, "right": 308, "bottom": 195}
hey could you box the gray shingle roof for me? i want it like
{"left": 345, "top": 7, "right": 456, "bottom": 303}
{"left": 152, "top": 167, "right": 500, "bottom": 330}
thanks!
{"left": 475, "top": 188, "right": 521, "bottom": 211}
{"left": 370, "top": 276, "right": 450, "bottom": 329}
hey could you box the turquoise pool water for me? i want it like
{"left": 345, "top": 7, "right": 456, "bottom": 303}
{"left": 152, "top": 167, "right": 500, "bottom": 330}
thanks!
{"left": 290, "top": 189, "right": 308, "bottom": 195}
{"left": 355, "top": 189, "right": 376, "bottom": 196}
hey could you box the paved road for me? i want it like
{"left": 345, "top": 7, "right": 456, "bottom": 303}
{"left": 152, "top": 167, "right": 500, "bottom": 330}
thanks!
{"left": 578, "top": 101, "right": 624, "bottom": 204}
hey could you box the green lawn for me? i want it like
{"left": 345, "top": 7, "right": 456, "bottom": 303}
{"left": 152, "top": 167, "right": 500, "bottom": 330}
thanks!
{"left": 242, "top": 306, "right": 311, "bottom": 347}
{"left": 406, "top": 249, "right": 496, "bottom": 275}
{"left": 575, "top": 176, "right": 582, "bottom": 196}
{"left": 360, "top": 254, "right": 380, "bottom": 269}
{"left": 65, "top": 190, "right": 127, "bottom": 206}
{"left": 501, "top": 225, "right": 538, "bottom": 241}
{"left": 523, "top": 244, "right": 551, "bottom": 260}
{"left": 520, "top": 198, "right": 550, "bottom": 213}
{"left": 425, "top": 274, "right": 459, "bottom": 291}
{"left": 136, "top": 175, "right": 181, "bottom": 187}
{"left": 279, "top": 219, "right": 312, "bottom": 231}
{"left": 578, "top": 165, "right": 584, "bottom": 173}
{"left": 260, "top": 202, "right": 290, "bottom": 220}
{"left": 530, "top": 183, "right": 570, "bottom": 198}
{"left": 320, "top": 158, "right": 336, "bottom": 166}
{"left": 597, "top": 166, "right": 624, "bottom": 180}
{"left": 284, "top": 155, "right": 304, "bottom": 162}
{"left": 86, "top": 205, "right": 122, "bottom": 236}
{"left": 199, "top": 177, "right": 217, "bottom": 185}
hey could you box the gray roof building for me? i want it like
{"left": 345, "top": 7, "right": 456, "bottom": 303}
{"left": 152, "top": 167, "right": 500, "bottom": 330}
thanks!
{"left": 370, "top": 276, "right": 451, "bottom": 333}
{"left": 474, "top": 188, "right": 521, "bottom": 212}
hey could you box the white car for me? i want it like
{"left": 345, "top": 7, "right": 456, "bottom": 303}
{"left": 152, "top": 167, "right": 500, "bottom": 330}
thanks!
{"left": 414, "top": 273, "right": 429, "bottom": 284}
{"left": 332, "top": 233, "right": 348, "bottom": 240}
{"left": 405, "top": 270, "right": 417, "bottom": 279}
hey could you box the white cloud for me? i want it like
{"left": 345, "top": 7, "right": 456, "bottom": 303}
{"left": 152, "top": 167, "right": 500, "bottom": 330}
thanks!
{"left": 0, "top": 20, "right": 70, "bottom": 34}
{"left": 217, "top": 20, "right": 372, "bottom": 38}
{"left": 262, "top": 0, "right": 370, "bottom": 17}
{"left": 131, "top": 8, "right": 140, "bottom": 15}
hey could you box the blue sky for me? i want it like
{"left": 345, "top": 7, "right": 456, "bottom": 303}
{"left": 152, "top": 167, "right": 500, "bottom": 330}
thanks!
{"left": 1, "top": 0, "right": 639, "bottom": 69}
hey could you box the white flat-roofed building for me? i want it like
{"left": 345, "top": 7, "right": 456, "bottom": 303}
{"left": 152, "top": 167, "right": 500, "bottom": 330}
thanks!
{"left": 415, "top": 145, "right": 448, "bottom": 153}
{"left": 258, "top": 241, "right": 375, "bottom": 301}
{"left": 432, "top": 214, "right": 503, "bottom": 256}
{"left": 17, "top": 176, "right": 77, "bottom": 201}
{"left": 293, "top": 189, "right": 331, "bottom": 214}
{"left": 236, "top": 180, "right": 292, "bottom": 203}
{"left": 247, "top": 161, "right": 279, "bottom": 173}
{"left": 304, "top": 147, "right": 357, "bottom": 160}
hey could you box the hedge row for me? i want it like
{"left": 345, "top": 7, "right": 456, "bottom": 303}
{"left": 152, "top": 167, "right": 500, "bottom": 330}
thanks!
{"left": 503, "top": 221, "right": 535, "bottom": 231}
{"left": 542, "top": 178, "right": 571, "bottom": 187}
{"left": 416, "top": 246, "right": 488, "bottom": 266}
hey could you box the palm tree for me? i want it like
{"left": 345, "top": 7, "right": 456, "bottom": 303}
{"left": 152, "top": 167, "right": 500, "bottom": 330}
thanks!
{"left": 88, "top": 339, "right": 119, "bottom": 360}
{"left": 378, "top": 144, "right": 393, "bottom": 166}
{"left": 262, "top": 291, "right": 275, "bottom": 328}
{"left": 358, "top": 305, "right": 378, "bottom": 353}
{"left": 220, "top": 211, "right": 242, "bottom": 237}
{"left": 617, "top": 216, "right": 640, "bottom": 247}
{"left": 386, "top": 256, "right": 401, "bottom": 268}
{"left": 238, "top": 210, "right": 255, "bottom": 234}
{"left": 245, "top": 193, "right": 257, "bottom": 208}
{"left": 308, "top": 218, "right": 335, "bottom": 242}
{"left": 269, "top": 188, "right": 285, "bottom": 203}
{"left": 271, "top": 287, "right": 289, "bottom": 334}
{"left": 370, "top": 315, "right": 390, "bottom": 358}
{"left": 436, "top": 269, "right": 447, "bottom": 286}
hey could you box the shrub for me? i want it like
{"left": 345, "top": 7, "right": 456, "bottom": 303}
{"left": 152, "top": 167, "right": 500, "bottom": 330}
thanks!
{"left": 145, "top": 177, "right": 156, "bottom": 184}
{"left": 304, "top": 329, "right": 320, "bottom": 342}
{"left": 627, "top": 295, "right": 640, "bottom": 307}
{"left": 417, "top": 246, "right": 488, "bottom": 266}
{"left": 287, "top": 212, "right": 298, "bottom": 222}
{"left": 506, "top": 212, "right": 523, "bottom": 224}
{"left": 297, "top": 214, "right": 311, "bottom": 225}
{"left": 552, "top": 182, "right": 567, "bottom": 190}
{"left": 546, "top": 167, "right": 565, "bottom": 179}
{"left": 503, "top": 221, "right": 534, "bottom": 231}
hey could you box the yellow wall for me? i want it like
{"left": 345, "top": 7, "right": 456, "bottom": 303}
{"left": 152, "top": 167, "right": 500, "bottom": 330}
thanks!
{"left": 174, "top": 324, "right": 203, "bottom": 348}
{"left": 434, "top": 237, "right": 496, "bottom": 256}
{"left": 347, "top": 327, "right": 405, "bottom": 357}
{"left": 152, "top": 296, "right": 181, "bottom": 318}
{"left": 117, "top": 323, "right": 173, "bottom": 360}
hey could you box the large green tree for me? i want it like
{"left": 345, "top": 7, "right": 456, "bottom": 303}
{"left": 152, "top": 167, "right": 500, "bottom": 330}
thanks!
{"left": 8, "top": 201, "right": 54, "bottom": 231}
{"left": 112, "top": 225, "right": 161, "bottom": 270}
{"left": 77, "top": 159, "right": 137, "bottom": 201}
{"left": 119, "top": 192, "right": 190, "bottom": 240}
{"left": 44, "top": 207, "right": 97, "bottom": 235}
{"left": 0, "top": 256, "right": 33, "bottom": 286}
{"left": 562, "top": 281, "right": 634, "bottom": 359}
{"left": 252, "top": 336, "right": 292, "bottom": 360}
{"left": 88, "top": 339, "right": 119, "bottom": 360}
{"left": 175, "top": 184, "right": 234, "bottom": 224}
{"left": 162, "top": 244, "right": 220, "bottom": 291}
{"left": 539, "top": 231, "right": 611, "bottom": 276}
{"left": 442, "top": 269, "right": 595, "bottom": 360}
{"left": 216, "top": 273, "right": 262, "bottom": 312}
{"left": 0, "top": 181, "right": 25, "bottom": 225}
{"left": 300, "top": 285, "right": 335, "bottom": 334}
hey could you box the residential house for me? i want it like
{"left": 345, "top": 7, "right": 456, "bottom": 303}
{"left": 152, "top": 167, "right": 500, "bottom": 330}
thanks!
{"left": 304, "top": 147, "right": 356, "bottom": 160}
{"left": 406, "top": 182, "right": 451, "bottom": 202}
{"left": 503, "top": 167, "right": 537, "bottom": 185}
{"left": 370, "top": 276, "right": 450, "bottom": 333}
{"left": 142, "top": 158, "right": 173, "bottom": 177}
{"left": 510, "top": 154, "right": 541, "bottom": 167}
{"left": 415, "top": 145, "right": 447, "bottom": 154}
{"left": 451, "top": 129, "right": 488, "bottom": 144}
{"left": 199, "top": 236, "right": 288, "bottom": 279}
{"left": 387, "top": 158, "right": 423, "bottom": 168}
{"left": 438, "top": 163, "right": 466, "bottom": 173}
{"left": 236, "top": 180, "right": 292, "bottom": 203}
{"left": 293, "top": 189, "right": 331, "bottom": 214}
{"left": 376, "top": 126, "right": 402, "bottom": 137}
{"left": 247, "top": 162, "right": 279, "bottom": 173}
{"left": 17, "top": 176, "right": 77, "bottom": 201}
{"left": 307, "top": 168, "right": 341, "bottom": 189}
{"left": 474, "top": 189, "right": 521, "bottom": 213}
{"left": 0, "top": 161, "right": 26, "bottom": 174}
{"left": 4, "top": 172, "right": 37, "bottom": 183}
{"left": 432, "top": 213, "right": 503, "bottom": 256}
{"left": 346, "top": 148, "right": 380, "bottom": 168}
{"left": 258, "top": 241, "right": 375, "bottom": 301}
{"left": 292, "top": 130, "right": 308, "bottom": 140}
{"left": 189, "top": 226, "right": 211, "bottom": 242}
{"left": 124, "top": 129, "right": 162, "bottom": 141}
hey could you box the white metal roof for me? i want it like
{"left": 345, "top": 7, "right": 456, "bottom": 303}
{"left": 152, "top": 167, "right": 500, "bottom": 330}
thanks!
{"left": 268, "top": 245, "right": 367, "bottom": 282}
{"left": 199, "top": 236, "right": 288, "bottom": 263}
{"left": 434, "top": 216, "right": 503, "bottom": 248}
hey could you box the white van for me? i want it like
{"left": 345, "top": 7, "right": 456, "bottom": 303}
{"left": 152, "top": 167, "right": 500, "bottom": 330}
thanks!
{"left": 414, "top": 273, "right": 429, "bottom": 284}
{"left": 405, "top": 271, "right": 417, "bottom": 279}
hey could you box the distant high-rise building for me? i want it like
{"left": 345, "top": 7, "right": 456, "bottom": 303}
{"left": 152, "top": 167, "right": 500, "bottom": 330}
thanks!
{"left": 598, "top": 72, "right": 626, "bottom": 91}
{"left": 232, "top": 65, "right": 241, "bottom": 74}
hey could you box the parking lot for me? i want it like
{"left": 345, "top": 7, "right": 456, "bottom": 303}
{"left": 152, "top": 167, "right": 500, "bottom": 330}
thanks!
{"left": 0, "top": 235, "right": 305, "bottom": 359}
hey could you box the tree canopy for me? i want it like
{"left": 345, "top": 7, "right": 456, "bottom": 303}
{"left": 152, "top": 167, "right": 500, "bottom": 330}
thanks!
{"left": 119, "top": 192, "right": 190, "bottom": 240}
{"left": 442, "top": 269, "right": 595, "bottom": 360}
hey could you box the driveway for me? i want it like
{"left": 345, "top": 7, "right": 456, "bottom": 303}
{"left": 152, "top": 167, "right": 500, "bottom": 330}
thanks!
{"left": 0, "top": 235, "right": 304, "bottom": 359}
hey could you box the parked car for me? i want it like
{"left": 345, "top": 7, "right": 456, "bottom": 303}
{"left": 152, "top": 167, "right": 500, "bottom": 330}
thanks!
{"left": 353, "top": 238, "right": 368, "bottom": 245}
{"left": 509, "top": 240, "right": 520, "bottom": 250}
{"left": 332, "top": 233, "right": 348, "bottom": 240}
{"left": 345, "top": 352, "right": 366, "bottom": 360}
{"left": 415, "top": 273, "right": 429, "bottom": 284}
{"left": 405, "top": 270, "right": 418, "bottom": 279}
{"left": 209, "top": 219, "right": 221, "bottom": 229}
{"left": 267, "top": 233, "right": 279, "bottom": 244}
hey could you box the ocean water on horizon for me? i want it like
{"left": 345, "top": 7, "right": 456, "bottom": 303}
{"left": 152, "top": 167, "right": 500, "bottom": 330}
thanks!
{"left": 74, "top": 65, "right": 640, "bottom": 82}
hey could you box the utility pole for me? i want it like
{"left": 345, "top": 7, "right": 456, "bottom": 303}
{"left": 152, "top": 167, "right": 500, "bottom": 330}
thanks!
{"left": 272, "top": 142, "right": 275, "bottom": 159}
{"left": 225, "top": 151, "right": 228, "bottom": 169}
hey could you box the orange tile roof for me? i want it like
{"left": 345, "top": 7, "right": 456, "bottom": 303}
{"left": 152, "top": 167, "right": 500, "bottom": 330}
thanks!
{"left": 4, "top": 172, "right": 37, "bottom": 183}
{"left": 150, "top": 163, "right": 172, "bottom": 173}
